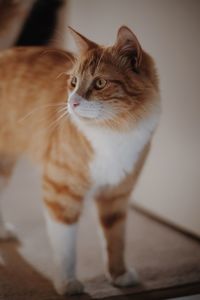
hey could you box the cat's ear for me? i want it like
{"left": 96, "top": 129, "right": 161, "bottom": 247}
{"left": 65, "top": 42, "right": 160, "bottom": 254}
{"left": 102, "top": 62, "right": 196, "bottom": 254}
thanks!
{"left": 68, "top": 26, "right": 98, "bottom": 54}
{"left": 115, "top": 26, "right": 142, "bottom": 70}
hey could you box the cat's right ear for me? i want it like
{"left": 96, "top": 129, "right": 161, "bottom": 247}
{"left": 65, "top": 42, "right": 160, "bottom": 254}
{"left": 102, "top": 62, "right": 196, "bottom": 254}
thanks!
{"left": 68, "top": 26, "right": 98, "bottom": 54}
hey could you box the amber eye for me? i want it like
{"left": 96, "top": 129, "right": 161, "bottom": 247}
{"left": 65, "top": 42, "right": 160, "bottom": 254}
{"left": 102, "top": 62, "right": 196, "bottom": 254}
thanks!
{"left": 71, "top": 76, "right": 77, "bottom": 88}
{"left": 94, "top": 78, "right": 107, "bottom": 90}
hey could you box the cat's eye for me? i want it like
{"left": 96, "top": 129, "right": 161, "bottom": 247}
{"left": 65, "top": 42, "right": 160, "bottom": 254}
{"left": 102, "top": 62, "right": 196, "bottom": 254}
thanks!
{"left": 71, "top": 76, "right": 77, "bottom": 88}
{"left": 94, "top": 78, "right": 107, "bottom": 90}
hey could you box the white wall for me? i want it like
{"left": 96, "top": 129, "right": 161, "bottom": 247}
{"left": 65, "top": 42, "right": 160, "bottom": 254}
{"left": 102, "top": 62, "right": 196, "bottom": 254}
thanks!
{"left": 65, "top": 0, "right": 200, "bottom": 236}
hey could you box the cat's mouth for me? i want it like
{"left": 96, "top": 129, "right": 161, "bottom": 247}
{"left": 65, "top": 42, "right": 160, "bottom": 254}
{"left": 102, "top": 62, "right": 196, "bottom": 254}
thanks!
{"left": 68, "top": 93, "right": 105, "bottom": 121}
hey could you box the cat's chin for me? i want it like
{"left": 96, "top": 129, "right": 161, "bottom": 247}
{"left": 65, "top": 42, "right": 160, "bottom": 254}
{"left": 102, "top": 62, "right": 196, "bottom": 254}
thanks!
{"left": 71, "top": 111, "right": 102, "bottom": 122}
{"left": 69, "top": 110, "right": 102, "bottom": 125}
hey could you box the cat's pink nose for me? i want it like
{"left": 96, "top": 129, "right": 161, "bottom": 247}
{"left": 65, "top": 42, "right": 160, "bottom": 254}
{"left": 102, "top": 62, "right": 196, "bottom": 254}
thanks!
{"left": 69, "top": 93, "right": 81, "bottom": 109}
{"left": 72, "top": 100, "right": 80, "bottom": 108}
{"left": 70, "top": 97, "right": 80, "bottom": 109}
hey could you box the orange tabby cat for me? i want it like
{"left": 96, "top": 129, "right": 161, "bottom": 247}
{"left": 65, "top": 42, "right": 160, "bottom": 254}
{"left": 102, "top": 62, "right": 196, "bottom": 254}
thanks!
{"left": 0, "top": 26, "right": 160, "bottom": 295}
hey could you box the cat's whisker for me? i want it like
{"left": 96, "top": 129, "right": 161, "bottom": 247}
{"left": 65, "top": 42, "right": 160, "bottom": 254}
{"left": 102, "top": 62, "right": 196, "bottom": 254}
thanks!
{"left": 27, "top": 111, "right": 59, "bottom": 132}
{"left": 18, "top": 103, "right": 67, "bottom": 123}
{"left": 49, "top": 112, "right": 67, "bottom": 133}
{"left": 57, "top": 107, "right": 70, "bottom": 119}
{"left": 56, "top": 107, "right": 67, "bottom": 115}
{"left": 41, "top": 49, "right": 75, "bottom": 64}
{"left": 38, "top": 109, "right": 68, "bottom": 135}
{"left": 95, "top": 49, "right": 105, "bottom": 73}
{"left": 56, "top": 72, "right": 69, "bottom": 80}
{"left": 20, "top": 105, "right": 68, "bottom": 136}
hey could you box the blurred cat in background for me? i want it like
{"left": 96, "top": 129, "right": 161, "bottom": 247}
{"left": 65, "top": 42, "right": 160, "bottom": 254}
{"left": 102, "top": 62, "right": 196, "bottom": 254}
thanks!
{"left": 0, "top": 0, "right": 66, "bottom": 49}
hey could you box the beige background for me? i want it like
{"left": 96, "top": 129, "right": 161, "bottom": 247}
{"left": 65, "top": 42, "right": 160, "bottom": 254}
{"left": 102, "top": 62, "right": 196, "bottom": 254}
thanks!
{"left": 64, "top": 0, "right": 200, "bottom": 236}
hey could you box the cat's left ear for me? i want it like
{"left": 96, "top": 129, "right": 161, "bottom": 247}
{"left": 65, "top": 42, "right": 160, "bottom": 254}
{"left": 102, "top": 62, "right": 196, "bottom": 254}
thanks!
{"left": 68, "top": 26, "right": 98, "bottom": 54}
{"left": 115, "top": 26, "right": 142, "bottom": 70}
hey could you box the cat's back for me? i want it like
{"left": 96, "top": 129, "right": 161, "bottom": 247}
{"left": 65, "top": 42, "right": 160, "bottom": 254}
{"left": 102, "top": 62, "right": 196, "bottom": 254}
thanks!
{"left": 0, "top": 47, "right": 74, "bottom": 87}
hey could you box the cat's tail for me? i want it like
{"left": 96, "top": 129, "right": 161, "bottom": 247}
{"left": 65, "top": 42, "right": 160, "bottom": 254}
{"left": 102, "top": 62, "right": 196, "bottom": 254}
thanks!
{"left": 0, "top": 0, "right": 66, "bottom": 50}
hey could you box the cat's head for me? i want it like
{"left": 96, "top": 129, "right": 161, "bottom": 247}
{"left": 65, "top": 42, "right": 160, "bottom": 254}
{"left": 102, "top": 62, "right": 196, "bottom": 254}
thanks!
{"left": 67, "top": 26, "right": 160, "bottom": 130}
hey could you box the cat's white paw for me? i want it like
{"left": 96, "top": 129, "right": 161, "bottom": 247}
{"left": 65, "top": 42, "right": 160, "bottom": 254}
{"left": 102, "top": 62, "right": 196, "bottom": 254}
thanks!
{"left": 0, "top": 223, "right": 16, "bottom": 241}
{"left": 111, "top": 268, "right": 139, "bottom": 287}
{"left": 55, "top": 279, "right": 84, "bottom": 295}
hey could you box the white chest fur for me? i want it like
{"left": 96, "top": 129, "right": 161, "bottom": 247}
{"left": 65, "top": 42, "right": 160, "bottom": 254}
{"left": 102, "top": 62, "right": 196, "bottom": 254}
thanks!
{"left": 75, "top": 109, "right": 160, "bottom": 188}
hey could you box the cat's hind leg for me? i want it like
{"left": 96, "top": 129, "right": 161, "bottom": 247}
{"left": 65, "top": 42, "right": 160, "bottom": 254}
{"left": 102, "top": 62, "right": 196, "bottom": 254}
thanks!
{"left": 96, "top": 191, "right": 139, "bottom": 287}
{"left": 0, "top": 156, "right": 17, "bottom": 241}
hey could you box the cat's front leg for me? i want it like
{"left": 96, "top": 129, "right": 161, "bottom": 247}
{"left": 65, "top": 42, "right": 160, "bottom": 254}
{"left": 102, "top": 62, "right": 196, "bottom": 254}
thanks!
{"left": 96, "top": 192, "right": 139, "bottom": 287}
{"left": 44, "top": 211, "right": 83, "bottom": 295}
{"left": 43, "top": 175, "right": 84, "bottom": 295}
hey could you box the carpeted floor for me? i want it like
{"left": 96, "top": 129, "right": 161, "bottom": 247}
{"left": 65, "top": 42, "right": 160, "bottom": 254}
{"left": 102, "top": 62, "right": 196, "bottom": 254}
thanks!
{"left": 0, "top": 159, "right": 200, "bottom": 300}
